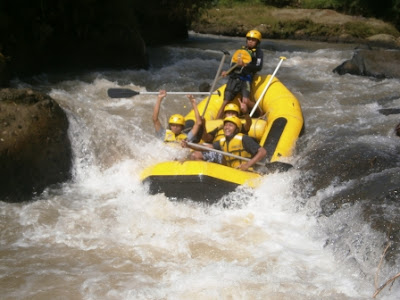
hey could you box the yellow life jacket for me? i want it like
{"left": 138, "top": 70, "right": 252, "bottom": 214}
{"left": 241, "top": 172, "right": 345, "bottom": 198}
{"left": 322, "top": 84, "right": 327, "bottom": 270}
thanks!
{"left": 213, "top": 126, "right": 224, "bottom": 142}
{"left": 164, "top": 129, "right": 187, "bottom": 143}
{"left": 214, "top": 121, "right": 253, "bottom": 142}
{"left": 219, "top": 133, "right": 252, "bottom": 168}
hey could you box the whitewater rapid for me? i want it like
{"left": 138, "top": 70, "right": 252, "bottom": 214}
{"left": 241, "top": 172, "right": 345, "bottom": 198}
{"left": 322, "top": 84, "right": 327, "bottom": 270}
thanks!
{"left": 1, "top": 32, "right": 399, "bottom": 299}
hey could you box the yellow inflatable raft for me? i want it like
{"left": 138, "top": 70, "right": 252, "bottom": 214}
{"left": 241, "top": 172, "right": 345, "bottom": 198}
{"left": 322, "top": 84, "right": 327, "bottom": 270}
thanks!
{"left": 141, "top": 74, "right": 304, "bottom": 203}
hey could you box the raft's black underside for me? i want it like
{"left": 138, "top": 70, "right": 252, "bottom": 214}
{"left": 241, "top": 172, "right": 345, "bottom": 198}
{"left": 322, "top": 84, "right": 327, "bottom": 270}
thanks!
{"left": 143, "top": 174, "right": 240, "bottom": 204}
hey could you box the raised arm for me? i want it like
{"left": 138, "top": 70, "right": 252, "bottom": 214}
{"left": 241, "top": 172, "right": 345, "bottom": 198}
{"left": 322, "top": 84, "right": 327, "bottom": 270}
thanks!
{"left": 152, "top": 90, "right": 166, "bottom": 133}
{"left": 238, "top": 98, "right": 252, "bottom": 133}
{"left": 187, "top": 94, "right": 202, "bottom": 139}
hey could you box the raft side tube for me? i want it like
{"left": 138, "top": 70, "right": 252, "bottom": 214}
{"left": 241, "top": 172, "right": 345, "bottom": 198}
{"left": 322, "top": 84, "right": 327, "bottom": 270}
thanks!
{"left": 254, "top": 75, "right": 303, "bottom": 161}
{"left": 185, "top": 86, "right": 226, "bottom": 121}
{"left": 140, "top": 161, "right": 261, "bottom": 186}
{"left": 184, "top": 74, "right": 303, "bottom": 162}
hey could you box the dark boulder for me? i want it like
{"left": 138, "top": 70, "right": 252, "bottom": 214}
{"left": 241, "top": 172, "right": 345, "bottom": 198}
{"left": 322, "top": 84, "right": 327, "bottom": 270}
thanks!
{"left": 296, "top": 143, "right": 400, "bottom": 202}
{"left": 295, "top": 142, "right": 400, "bottom": 260}
{"left": 333, "top": 48, "right": 400, "bottom": 79}
{"left": 0, "top": 89, "right": 72, "bottom": 202}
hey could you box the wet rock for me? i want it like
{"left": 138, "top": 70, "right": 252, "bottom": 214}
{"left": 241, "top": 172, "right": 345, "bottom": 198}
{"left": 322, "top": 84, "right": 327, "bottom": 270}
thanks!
{"left": 297, "top": 143, "right": 399, "bottom": 199}
{"left": 378, "top": 108, "right": 400, "bottom": 116}
{"left": 319, "top": 169, "right": 400, "bottom": 217}
{"left": 333, "top": 48, "right": 400, "bottom": 79}
{"left": 366, "top": 34, "right": 400, "bottom": 49}
{"left": 396, "top": 122, "right": 400, "bottom": 137}
{"left": 0, "top": 89, "right": 72, "bottom": 202}
{"left": 360, "top": 187, "right": 400, "bottom": 262}
{"left": 320, "top": 172, "right": 400, "bottom": 262}
{"left": 296, "top": 142, "right": 400, "bottom": 261}
{"left": 199, "top": 82, "right": 211, "bottom": 92}
{"left": 295, "top": 141, "right": 400, "bottom": 217}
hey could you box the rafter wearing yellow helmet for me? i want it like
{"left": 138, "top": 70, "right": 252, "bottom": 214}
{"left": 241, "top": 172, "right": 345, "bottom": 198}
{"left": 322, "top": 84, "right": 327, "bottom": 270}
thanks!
{"left": 182, "top": 114, "right": 267, "bottom": 171}
{"left": 246, "top": 30, "right": 262, "bottom": 42}
{"left": 152, "top": 90, "right": 202, "bottom": 143}
{"left": 216, "top": 29, "right": 264, "bottom": 119}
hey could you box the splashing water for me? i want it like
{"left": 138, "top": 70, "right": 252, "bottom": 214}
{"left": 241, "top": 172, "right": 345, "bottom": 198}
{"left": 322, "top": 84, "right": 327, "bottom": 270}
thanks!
{"left": 1, "top": 33, "right": 399, "bottom": 299}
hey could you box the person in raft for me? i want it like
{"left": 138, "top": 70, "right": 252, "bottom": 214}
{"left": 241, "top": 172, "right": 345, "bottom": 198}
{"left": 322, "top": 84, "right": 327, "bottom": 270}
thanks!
{"left": 190, "top": 102, "right": 252, "bottom": 164}
{"left": 216, "top": 29, "right": 264, "bottom": 119}
{"left": 152, "top": 90, "right": 202, "bottom": 142}
{"left": 204, "top": 101, "right": 252, "bottom": 142}
{"left": 182, "top": 116, "right": 267, "bottom": 171}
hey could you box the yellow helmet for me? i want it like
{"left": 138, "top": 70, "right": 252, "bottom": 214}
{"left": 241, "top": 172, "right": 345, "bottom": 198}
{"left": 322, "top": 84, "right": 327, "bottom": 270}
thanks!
{"left": 224, "top": 116, "right": 242, "bottom": 132}
{"left": 224, "top": 103, "right": 240, "bottom": 114}
{"left": 246, "top": 30, "right": 262, "bottom": 42}
{"left": 168, "top": 114, "right": 185, "bottom": 126}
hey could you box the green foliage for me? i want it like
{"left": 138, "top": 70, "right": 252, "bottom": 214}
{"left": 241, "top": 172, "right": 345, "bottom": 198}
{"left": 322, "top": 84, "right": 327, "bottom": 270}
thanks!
{"left": 213, "top": 0, "right": 400, "bottom": 29}
{"left": 270, "top": 18, "right": 338, "bottom": 38}
{"left": 214, "top": 0, "right": 235, "bottom": 8}
{"left": 301, "top": 0, "right": 342, "bottom": 9}
{"left": 260, "top": 0, "right": 300, "bottom": 7}
{"left": 343, "top": 21, "right": 399, "bottom": 37}
{"left": 192, "top": 2, "right": 400, "bottom": 40}
{"left": 343, "top": 22, "right": 374, "bottom": 38}
{"left": 301, "top": 0, "right": 400, "bottom": 28}
{"left": 217, "top": 0, "right": 264, "bottom": 7}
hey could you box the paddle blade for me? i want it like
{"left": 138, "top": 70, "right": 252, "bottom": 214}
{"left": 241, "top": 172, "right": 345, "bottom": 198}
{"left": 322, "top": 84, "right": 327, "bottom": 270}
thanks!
{"left": 231, "top": 49, "right": 252, "bottom": 64}
{"left": 107, "top": 88, "right": 139, "bottom": 98}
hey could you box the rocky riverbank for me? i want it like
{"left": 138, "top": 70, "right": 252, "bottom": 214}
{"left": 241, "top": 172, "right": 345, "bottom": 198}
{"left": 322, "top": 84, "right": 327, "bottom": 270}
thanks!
{"left": 191, "top": 6, "right": 400, "bottom": 79}
{"left": 0, "top": 89, "right": 72, "bottom": 202}
{"left": 191, "top": 7, "right": 400, "bottom": 49}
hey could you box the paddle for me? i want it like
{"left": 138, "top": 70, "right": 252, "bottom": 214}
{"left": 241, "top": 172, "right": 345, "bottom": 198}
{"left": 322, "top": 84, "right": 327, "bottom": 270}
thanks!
{"left": 249, "top": 56, "right": 286, "bottom": 117}
{"left": 107, "top": 88, "right": 220, "bottom": 99}
{"left": 186, "top": 141, "right": 293, "bottom": 173}
{"left": 201, "top": 50, "right": 230, "bottom": 117}
{"left": 216, "top": 49, "right": 253, "bottom": 81}
{"left": 200, "top": 49, "right": 253, "bottom": 117}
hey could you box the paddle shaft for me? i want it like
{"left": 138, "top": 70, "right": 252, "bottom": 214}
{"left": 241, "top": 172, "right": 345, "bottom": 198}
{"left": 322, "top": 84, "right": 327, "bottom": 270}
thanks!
{"left": 107, "top": 88, "right": 219, "bottom": 98}
{"left": 186, "top": 141, "right": 265, "bottom": 167}
{"left": 202, "top": 50, "right": 230, "bottom": 117}
{"left": 216, "top": 63, "right": 238, "bottom": 81}
{"left": 249, "top": 56, "right": 286, "bottom": 117}
{"left": 130, "top": 91, "right": 217, "bottom": 95}
{"left": 186, "top": 141, "right": 294, "bottom": 173}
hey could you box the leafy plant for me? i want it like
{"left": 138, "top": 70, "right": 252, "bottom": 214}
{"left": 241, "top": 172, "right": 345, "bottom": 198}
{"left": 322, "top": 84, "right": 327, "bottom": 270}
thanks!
{"left": 260, "top": 0, "right": 298, "bottom": 7}
{"left": 301, "top": 0, "right": 343, "bottom": 9}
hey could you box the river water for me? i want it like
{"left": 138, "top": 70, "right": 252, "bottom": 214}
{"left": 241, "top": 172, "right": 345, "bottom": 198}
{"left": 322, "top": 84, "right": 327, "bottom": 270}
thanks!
{"left": 1, "top": 32, "right": 399, "bottom": 299}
